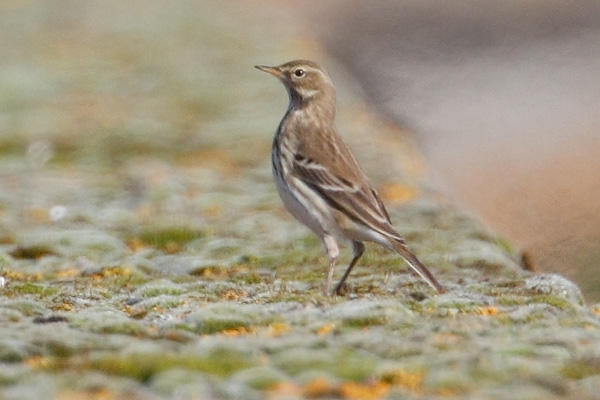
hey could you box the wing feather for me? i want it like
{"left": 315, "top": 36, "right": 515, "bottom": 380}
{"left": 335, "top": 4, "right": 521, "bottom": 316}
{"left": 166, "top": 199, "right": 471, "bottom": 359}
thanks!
{"left": 291, "top": 151, "right": 404, "bottom": 243}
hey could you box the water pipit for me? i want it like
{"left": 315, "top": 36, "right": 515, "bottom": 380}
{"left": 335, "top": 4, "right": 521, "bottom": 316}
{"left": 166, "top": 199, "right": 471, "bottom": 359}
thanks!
{"left": 256, "top": 60, "right": 443, "bottom": 296}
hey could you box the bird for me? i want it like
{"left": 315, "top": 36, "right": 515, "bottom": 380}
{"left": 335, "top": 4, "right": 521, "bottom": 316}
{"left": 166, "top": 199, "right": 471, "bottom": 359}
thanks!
{"left": 255, "top": 59, "right": 444, "bottom": 296}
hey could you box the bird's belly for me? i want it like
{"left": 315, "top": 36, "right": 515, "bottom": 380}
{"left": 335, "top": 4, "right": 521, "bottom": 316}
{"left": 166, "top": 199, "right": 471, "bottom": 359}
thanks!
{"left": 274, "top": 172, "right": 333, "bottom": 237}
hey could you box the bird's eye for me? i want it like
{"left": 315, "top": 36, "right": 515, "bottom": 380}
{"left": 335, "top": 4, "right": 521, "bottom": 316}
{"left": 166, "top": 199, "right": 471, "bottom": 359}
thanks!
{"left": 293, "top": 68, "right": 305, "bottom": 78}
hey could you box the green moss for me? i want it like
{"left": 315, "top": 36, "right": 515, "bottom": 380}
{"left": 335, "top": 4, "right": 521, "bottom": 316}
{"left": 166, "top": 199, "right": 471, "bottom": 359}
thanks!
{"left": 275, "top": 348, "right": 377, "bottom": 381}
{"left": 9, "top": 245, "right": 57, "bottom": 259}
{"left": 207, "top": 245, "right": 241, "bottom": 258}
{"left": 179, "top": 315, "right": 258, "bottom": 335}
{"left": 95, "top": 321, "right": 149, "bottom": 336}
{"left": 11, "top": 283, "right": 58, "bottom": 297}
{"left": 1, "top": 300, "right": 46, "bottom": 316}
{"left": 500, "top": 346, "right": 540, "bottom": 358}
{"left": 238, "top": 254, "right": 259, "bottom": 265}
{"left": 48, "top": 128, "right": 217, "bottom": 166}
{"left": 495, "top": 280, "right": 525, "bottom": 289}
{"left": 65, "top": 347, "right": 257, "bottom": 382}
{"left": 43, "top": 340, "right": 77, "bottom": 358}
{"left": 231, "top": 272, "right": 262, "bottom": 285}
{"left": 138, "top": 286, "right": 185, "bottom": 297}
{"left": 189, "top": 265, "right": 227, "bottom": 278}
{"left": 561, "top": 359, "right": 600, "bottom": 379}
{"left": 341, "top": 315, "right": 389, "bottom": 329}
{"left": 493, "top": 236, "right": 517, "bottom": 255}
{"left": 528, "top": 295, "right": 574, "bottom": 310}
{"left": 0, "top": 373, "right": 19, "bottom": 386}
{"left": 330, "top": 350, "right": 379, "bottom": 380}
{"left": 298, "top": 234, "right": 320, "bottom": 248}
{"left": 496, "top": 296, "right": 525, "bottom": 306}
{"left": 132, "top": 227, "right": 205, "bottom": 253}
{"left": 233, "top": 366, "right": 287, "bottom": 390}
{"left": 0, "top": 344, "right": 26, "bottom": 363}
{"left": 88, "top": 266, "right": 150, "bottom": 289}
{"left": 273, "top": 254, "right": 326, "bottom": 284}
{"left": 189, "top": 264, "right": 259, "bottom": 284}
{"left": 254, "top": 255, "right": 278, "bottom": 269}
{"left": 0, "top": 137, "right": 28, "bottom": 157}
{"left": 201, "top": 318, "right": 250, "bottom": 334}
{"left": 437, "top": 301, "right": 479, "bottom": 313}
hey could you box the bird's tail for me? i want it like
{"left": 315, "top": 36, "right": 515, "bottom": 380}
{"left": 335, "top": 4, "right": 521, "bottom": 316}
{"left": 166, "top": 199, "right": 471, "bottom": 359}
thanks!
{"left": 390, "top": 239, "right": 445, "bottom": 293}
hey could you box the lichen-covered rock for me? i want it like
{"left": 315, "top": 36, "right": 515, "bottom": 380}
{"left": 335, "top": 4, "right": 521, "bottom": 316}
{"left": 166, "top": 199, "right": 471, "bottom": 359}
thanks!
{"left": 0, "top": 2, "right": 598, "bottom": 400}
{"left": 525, "top": 273, "right": 586, "bottom": 307}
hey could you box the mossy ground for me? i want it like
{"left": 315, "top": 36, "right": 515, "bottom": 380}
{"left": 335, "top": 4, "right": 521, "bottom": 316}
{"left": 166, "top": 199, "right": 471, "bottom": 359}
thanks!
{"left": 0, "top": 1, "right": 598, "bottom": 399}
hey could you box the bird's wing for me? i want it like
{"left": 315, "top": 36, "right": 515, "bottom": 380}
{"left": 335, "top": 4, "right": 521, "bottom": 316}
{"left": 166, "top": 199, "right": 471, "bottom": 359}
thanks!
{"left": 291, "top": 151, "right": 405, "bottom": 243}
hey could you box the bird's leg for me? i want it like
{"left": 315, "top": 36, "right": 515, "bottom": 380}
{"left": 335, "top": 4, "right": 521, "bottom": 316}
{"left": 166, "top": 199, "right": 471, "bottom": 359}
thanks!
{"left": 334, "top": 241, "right": 365, "bottom": 295}
{"left": 322, "top": 235, "right": 339, "bottom": 296}
{"left": 326, "top": 258, "right": 336, "bottom": 296}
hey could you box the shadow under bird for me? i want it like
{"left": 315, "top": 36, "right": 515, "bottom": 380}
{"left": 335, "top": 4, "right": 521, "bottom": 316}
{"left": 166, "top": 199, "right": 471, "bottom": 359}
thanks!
{"left": 256, "top": 59, "right": 444, "bottom": 296}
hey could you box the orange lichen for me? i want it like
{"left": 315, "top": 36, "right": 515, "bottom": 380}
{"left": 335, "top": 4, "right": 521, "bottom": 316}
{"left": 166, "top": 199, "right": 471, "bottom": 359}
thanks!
{"left": 268, "top": 322, "right": 290, "bottom": 337}
{"left": 303, "top": 376, "right": 338, "bottom": 398}
{"left": 221, "top": 289, "right": 248, "bottom": 300}
{"left": 56, "top": 268, "right": 79, "bottom": 279}
{"left": 52, "top": 302, "right": 74, "bottom": 312}
{"left": 268, "top": 382, "right": 302, "bottom": 398}
{"left": 380, "top": 369, "right": 424, "bottom": 393}
{"left": 220, "top": 326, "right": 255, "bottom": 337}
{"left": 473, "top": 306, "right": 501, "bottom": 316}
{"left": 25, "top": 355, "right": 51, "bottom": 369}
{"left": 339, "top": 381, "right": 390, "bottom": 400}
{"left": 94, "top": 266, "right": 132, "bottom": 279}
{"left": 3, "top": 269, "right": 44, "bottom": 281}
{"left": 56, "top": 388, "right": 114, "bottom": 400}
{"left": 316, "top": 322, "right": 336, "bottom": 336}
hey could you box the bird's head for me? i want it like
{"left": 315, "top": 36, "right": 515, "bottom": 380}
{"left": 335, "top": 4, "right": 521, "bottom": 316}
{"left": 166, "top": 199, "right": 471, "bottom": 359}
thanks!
{"left": 255, "top": 60, "right": 335, "bottom": 105}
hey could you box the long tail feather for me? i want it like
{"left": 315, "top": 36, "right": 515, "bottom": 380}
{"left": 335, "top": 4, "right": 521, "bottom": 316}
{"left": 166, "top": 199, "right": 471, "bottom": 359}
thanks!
{"left": 390, "top": 240, "right": 444, "bottom": 293}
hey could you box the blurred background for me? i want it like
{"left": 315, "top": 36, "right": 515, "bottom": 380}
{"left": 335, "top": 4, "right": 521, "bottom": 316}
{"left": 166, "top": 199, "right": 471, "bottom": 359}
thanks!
{"left": 0, "top": 1, "right": 598, "bottom": 301}
{"left": 302, "top": 0, "right": 600, "bottom": 301}
{"left": 0, "top": 1, "right": 295, "bottom": 272}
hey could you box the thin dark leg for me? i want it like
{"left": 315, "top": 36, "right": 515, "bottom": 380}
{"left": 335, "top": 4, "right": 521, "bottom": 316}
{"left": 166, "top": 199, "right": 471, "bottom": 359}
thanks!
{"left": 334, "top": 241, "right": 365, "bottom": 295}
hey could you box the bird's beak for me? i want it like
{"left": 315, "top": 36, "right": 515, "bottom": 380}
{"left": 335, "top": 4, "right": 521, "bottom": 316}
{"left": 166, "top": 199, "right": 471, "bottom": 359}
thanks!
{"left": 255, "top": 65, "right": 283, "bottom": 78}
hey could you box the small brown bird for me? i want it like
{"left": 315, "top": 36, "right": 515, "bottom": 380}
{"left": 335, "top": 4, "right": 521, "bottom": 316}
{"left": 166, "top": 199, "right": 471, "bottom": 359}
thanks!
{"left": 256, "top": 60, "right": 443, "bottom": 296}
